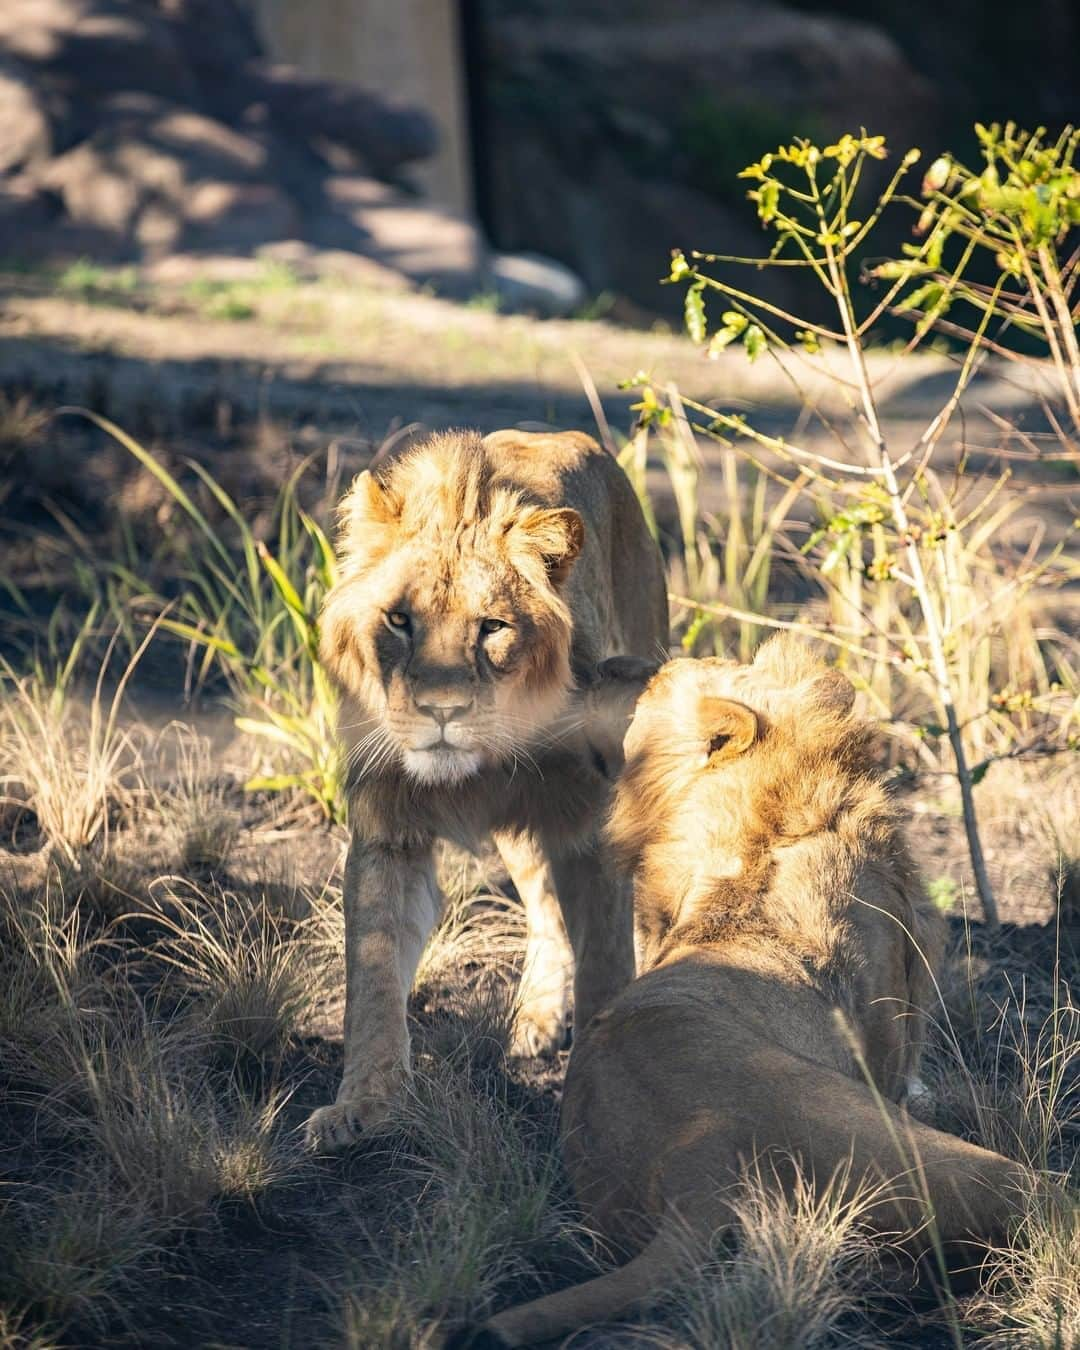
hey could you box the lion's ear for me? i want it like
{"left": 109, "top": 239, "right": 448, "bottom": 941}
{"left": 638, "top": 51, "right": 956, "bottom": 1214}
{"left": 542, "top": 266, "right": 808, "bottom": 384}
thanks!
{"left": 812, "top": 667, "right": 855, "bottom": 716}
{"left": 337, "top": 470, "right": 401, "bottom": 555}
{"left": 702, "top": 698, "right": 758, "bottom": 763}
{"left": 506, "top": 506, "right": 584, "bottom": 586}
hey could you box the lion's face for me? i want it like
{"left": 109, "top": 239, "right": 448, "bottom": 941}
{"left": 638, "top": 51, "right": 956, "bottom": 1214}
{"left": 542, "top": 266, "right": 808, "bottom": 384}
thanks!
{"left": 321, "top": 435, "right": 584, "bottom": 786}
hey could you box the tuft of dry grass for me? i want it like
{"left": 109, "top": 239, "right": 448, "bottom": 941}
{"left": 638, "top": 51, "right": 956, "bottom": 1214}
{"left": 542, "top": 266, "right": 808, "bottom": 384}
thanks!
{"left": 150, "top": 724, "right": 240, "bottom": 873}
{"left": 0, "top": 623, "right": 155, "bottom": 863}
{"left": 34, "top": 1001, "right": 296, "bottom": 1223}
{"left": 143, "top": 877, "right": 333, "bottom": 1061}
{"left": 0, "top": 1174, "right": 158, "bottom": 1336}
{"left": 971, "top": 1183, "right": 1080, "bottom": 1348}
{"left": 638, "top": 1165, "right": 886, "bottom": 1350}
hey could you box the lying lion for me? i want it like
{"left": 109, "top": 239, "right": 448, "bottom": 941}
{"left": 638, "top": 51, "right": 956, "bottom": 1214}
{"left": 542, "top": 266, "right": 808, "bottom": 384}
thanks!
{"left": 476, "top": 637, "right": 1045, "bottom": 1347}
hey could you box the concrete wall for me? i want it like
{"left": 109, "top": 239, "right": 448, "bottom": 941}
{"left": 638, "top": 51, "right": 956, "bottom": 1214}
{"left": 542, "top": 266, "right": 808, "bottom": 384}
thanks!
{"left": 251, "top": 0, "right": 473, "bottom": 214}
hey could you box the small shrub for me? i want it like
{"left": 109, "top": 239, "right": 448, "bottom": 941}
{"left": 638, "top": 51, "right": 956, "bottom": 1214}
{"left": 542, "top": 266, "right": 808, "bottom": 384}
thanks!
{"left": 650, "top": 125, "right": 1080, "bottom": 925}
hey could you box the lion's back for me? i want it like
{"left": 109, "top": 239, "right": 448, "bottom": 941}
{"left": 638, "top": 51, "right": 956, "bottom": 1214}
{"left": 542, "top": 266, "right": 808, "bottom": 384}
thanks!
{"left": 482, "top": 429, "right": 668, "bottom": 662}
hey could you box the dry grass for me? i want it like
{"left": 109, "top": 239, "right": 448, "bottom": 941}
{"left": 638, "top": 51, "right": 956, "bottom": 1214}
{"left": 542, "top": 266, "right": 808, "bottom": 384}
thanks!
{"left": 0, "top": 671, "right": 143, "bottom": 864}
{"left": 639, "top": 1166, "right": 887, "bottom": 1350}
{"left": 143, "top": 877, "right": 329, "bottom": 1062}
{"left": 338, "top": 1039, "right": 596, "bottom": 1348}
{"left": 0, "top": 240, "right": 1077, "bottom": 1344}
{"left": 0, "top": 797, "right": 1076, "bottom": 1347}
{"left": 0, "top": 1173, "right": 158, "bottom": 1335}
{"left": 972, "top": 1183, "right": 1080, "bottom": 1348}
{"left": 151, "top": 725, "right": 240, "bottom": 874}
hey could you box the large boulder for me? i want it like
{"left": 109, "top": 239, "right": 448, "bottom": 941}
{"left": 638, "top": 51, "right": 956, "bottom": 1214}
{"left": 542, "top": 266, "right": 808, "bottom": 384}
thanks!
{"left": 309, "top": 175, "right": 487, "bottom": 294}
{"left": 0, "top": 57, "right": 52, "bottom": 174}
{"left": 0, "top": 0, "right": 452, "bottom": 280}
{"left": 35, "top": 98, "right": 271, "bottom": 249}
{"left": 0, "top": 0, "right": 197, "bottom": 102}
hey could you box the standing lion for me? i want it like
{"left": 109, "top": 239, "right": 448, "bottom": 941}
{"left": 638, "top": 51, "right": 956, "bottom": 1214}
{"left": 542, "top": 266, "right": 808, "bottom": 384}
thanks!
{"left": 304, "top": 428, "right": 668, "bottom": 1151}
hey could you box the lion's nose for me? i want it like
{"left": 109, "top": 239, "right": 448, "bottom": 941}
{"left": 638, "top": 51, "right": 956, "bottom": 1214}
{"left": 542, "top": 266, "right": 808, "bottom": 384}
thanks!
{"left": 417, "top": 698, "right": 474, "bottom": 728}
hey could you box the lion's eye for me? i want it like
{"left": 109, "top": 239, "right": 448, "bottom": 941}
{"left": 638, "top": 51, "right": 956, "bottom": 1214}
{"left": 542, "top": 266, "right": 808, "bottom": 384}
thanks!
{"left": 479, "top": 617, "right": 508, "bottom": 635}
{"left": 385, "top": 611, "right": 411, "bottom": 632}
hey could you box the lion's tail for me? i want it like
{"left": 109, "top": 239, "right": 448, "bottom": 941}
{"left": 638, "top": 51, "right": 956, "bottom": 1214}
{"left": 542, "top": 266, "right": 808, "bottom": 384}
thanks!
{"left": 472, "top": 1215, "right": 690, "bottom": 1349}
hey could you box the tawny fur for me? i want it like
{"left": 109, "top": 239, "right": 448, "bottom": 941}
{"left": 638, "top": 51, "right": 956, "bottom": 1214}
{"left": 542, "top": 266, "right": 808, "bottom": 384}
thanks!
{"left": 479, "top": 637, "right": 1043, "bottom": 1347}
{"left": 305, "top": 429, "right": 667, "bottom": 1151}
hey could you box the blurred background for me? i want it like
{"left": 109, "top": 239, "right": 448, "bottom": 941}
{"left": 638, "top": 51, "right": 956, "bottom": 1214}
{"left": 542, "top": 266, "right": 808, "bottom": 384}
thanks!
{"left": 1, "top": 0, "right": 1076, "bottom": 321}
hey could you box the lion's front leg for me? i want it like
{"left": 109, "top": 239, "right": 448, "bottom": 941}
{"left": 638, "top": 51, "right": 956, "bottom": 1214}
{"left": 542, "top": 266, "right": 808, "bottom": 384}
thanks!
{"left": 495, "top": 830, "right": 574, "bottom": 1058}
{"left": 305, "top": 835, "right": 441, "bottom": 1153}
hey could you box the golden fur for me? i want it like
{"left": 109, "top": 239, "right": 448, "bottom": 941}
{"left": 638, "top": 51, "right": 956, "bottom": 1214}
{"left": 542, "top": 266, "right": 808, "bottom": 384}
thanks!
{"left": 478, "top": 638, "right": 1041, "bottom": 1347}
{"left": 305, "top": 429, "right": 667, "bottom": 1151}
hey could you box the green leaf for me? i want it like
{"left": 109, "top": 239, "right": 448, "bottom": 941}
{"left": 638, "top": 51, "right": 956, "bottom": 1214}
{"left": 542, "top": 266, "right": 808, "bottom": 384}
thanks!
{"left": 157, "top": 618, "right": 241, "bottom": 658}
{"left": 743, "top": 325, "right": 766, "bottom": 362}
{"left": 684, "top": 283, "right": 707, "bottom": 344}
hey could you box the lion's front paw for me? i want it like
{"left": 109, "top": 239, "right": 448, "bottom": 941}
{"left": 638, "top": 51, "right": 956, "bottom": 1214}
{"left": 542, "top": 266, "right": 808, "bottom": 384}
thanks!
{"left": 510, "top": 1002, "right": 568, "bottom": 1059}
{"left": 303, "top": 1090, "right": 399, "bottom": 1153}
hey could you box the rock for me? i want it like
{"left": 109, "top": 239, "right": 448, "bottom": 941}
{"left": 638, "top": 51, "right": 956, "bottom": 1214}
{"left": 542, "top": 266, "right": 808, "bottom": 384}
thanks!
{"left": 182, "top": 180, "right": 296, "bottom": 252}
{"left": 235, "top": 63, "right": 438, "bottom": 177}
{"left": 0, "top": 0, "right": 85, "bottom": 63}
{"left": 141, "top": 107, "right": 268, "bottom": 179}
{"left": 38, "top": 139, "right": 140, "bottom": 233}
{"left": 41, "top": 3, "right": 197, "bottom": 104}
{"left": 0, "top": 1, "right": 198, "bottom": 103}
{"left": 159, "top": 0, "right": 263, "bottom": 78}
{"left": 0, "top": 0, "right": 458, "bottom": 283}
{"left": 0, "top": 177, "right": 58, "bottom": 260}
{"left": 489, "top": 251, "right": 586, "bottom": 316}
{"left": 309, "top": 175, "right": 486, "bottom": 294}
{"left": 484, "top": 0, "right": 938, "bottom": 315}
{"left": 35, "top": 103, "right": 272, "bottom": 248}
{"left": 0, "top": 57, "right": 52, "bottom": 174}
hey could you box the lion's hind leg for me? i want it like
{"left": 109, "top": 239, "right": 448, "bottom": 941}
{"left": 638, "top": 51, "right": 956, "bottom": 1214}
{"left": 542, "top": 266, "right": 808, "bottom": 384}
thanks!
{"left": 494, "top": 830, "right": 573, "bottom": 1057}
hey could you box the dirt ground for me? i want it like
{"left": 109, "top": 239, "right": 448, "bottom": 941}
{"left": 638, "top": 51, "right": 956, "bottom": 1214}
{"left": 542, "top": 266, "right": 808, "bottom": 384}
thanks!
{"left": 0, "top": 263, "right": 1077, "bottom": 1349}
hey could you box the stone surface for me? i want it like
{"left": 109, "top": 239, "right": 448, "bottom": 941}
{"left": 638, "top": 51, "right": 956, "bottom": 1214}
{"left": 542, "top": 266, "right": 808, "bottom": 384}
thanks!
{"left": 0, "top": 0, "right": 455, "bottom": 285}
{"left": 483, "top": 0, "right": 939, "bottom": 315}
{"left": 0, "top": 177, "right": 58, "bottom": 259}
{"left": 311, "top": 174, "right": 487, "bottom": 293}
{"left": 490, "top": 250, "right": 586, "bottom": 316}
{"left": 0, "top": 57, "right": 52, "bottom": 175}
{"left": 183, "top": 180, "right": 296, "bottom": 252}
